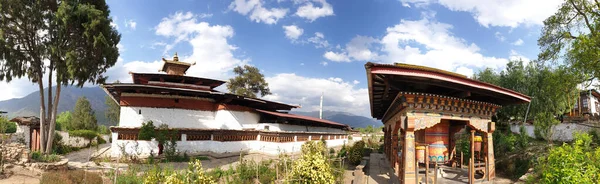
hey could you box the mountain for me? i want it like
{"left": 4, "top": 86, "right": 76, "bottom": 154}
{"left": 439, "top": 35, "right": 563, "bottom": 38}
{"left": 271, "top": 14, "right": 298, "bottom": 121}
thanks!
{"left": 0, "top": 86, "right": 110, "bottom": 125}
{"left": 291, "top": 110, "right": 382, "bottom": 129}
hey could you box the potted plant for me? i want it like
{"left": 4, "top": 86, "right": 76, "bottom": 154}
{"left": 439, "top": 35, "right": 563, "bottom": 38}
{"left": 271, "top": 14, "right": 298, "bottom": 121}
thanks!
{"left": 473, "top": 135, "right": 483, "bottom": 152}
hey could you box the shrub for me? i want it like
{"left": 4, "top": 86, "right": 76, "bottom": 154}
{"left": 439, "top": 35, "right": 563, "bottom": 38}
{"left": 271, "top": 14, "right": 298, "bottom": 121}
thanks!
{"left": 590, "top": 129, "right": 600, "bottom": 145}
{"left": 31, "top": 151, "right": 41, "bottom": 160}
{"left": 32, "top": 153, "right": 61, "bottom": 163}
{"left": 348, "top": 140, "right": 365, "bottom": 165}
{"left": 0, "top": 117, "right": 16, "bottom": 133}
{"left": 68, "top": 130, "right": 98, "bottom": 141}
{"left": 97, "top": 125, "right": 111, "bottom": 135}
{"left": 40, "top": 170, "right": 103, "bottom": 184}
{"left": 337, "top": 145, "right": 347, "bottom": 158}
{"left": 160, "top": 159, "right": 216, "bottom": 184}
{"left": 138, "top": 121, "right": 156, "bottom": 140}
{"left": 533, "top": 133, "right": 600, "bottom": 183}
{"left": 288, "top": 141, "right": 335, "bottom": 183}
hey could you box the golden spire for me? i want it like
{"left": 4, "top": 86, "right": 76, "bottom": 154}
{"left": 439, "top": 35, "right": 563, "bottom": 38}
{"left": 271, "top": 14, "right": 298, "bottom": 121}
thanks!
{"left": 173, "top": 52, "right": 179, "bottom": 61}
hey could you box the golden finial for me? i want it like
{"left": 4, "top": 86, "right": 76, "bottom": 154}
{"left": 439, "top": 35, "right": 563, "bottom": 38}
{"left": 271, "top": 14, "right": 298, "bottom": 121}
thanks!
{"left": 173, "top": 52, "right": 179, "bottom": 61}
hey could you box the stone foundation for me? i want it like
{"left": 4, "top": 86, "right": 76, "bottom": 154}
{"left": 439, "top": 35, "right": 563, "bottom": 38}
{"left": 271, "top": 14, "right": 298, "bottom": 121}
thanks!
{"left": 0, "top": 143, "right": 29, "bottom": 165}
{"left": 29, "top": 158, "right": 69, "bottom": 171}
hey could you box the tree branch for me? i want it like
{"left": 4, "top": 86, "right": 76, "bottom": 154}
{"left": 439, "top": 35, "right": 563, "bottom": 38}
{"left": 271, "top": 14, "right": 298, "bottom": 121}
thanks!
{"left": 570, "top": 0, "right": 596, "bottom": 36}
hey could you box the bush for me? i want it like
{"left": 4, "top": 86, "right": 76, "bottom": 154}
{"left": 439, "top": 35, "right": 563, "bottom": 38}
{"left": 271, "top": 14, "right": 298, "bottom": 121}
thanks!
{"left": 533, "top": 133, "right": 600, "bottom": 183}
{"left": 31, "top": 151, "right": 41, "bottom": 160}
{"left": 40, "top": 170, "right": 103, "bottom": 184}
{"left": 68, "top": 130, "right": 98, "bottom": 141}
{"left": 288, "top": 141, "right": 335, "bottom": 183}
{"left": 32, "top": 153, "right": 61, "bottom": 163}
{"left": 138, "top": 121, "right": 155, "bottom": 140}
{"left": 0, "top": 117, "right": 16, "bottom": 133}
{"left": 97, "top": 125, "right": 111, "bottom": 135}
{"left": 348, "top": 140, "right": 365, "bottom": 165}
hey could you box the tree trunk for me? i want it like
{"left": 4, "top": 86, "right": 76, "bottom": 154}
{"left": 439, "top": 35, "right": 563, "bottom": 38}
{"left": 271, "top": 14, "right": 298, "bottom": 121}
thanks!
{"left": 45, "top": 65, "right": 53, "bottom": 154}
{"left": 37, "top": 75, "right": 47, "bottom": 153}
{"left": 45, "top": 83, "right": 61, "bottom": 153}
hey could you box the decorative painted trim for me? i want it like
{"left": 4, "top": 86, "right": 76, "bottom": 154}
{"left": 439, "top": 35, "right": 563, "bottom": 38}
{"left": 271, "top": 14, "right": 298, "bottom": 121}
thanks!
{"left": 121, "top": 92, "right": 215, "bottom": 102}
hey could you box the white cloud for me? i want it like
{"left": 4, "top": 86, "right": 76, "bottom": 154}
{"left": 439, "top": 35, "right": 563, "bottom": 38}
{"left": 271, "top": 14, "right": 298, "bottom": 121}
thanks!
{"left": 512, "top": 38, "right": 524, "bottom": 46}
{"left": 346, "top": 36, "right": 379, "bottom": 61}
{"left": 229, "top": 0, "right": 288, "bottom": 24}
{"left": 400, "top": 0, "right": 563, "bottom": 27}
{"left": 455, "top": 66, "right": 474, "bottom": 78}
{"left": 264, "top": 73, "right": 369, "bottom": 116}
{"left": 509, "top": 50, "right": 530, "bottom": 64}
{"left": 380, "top": 18, "right": 508, "bottom": 72}
{"left": 320, "top": 61, "right": 328, "bottom": 66}
{"left": 494, "top": 32, "right": 505, "bottom": 42}
{"left": 199, "top": 13, "right": 213, "bottom": 18}
{"left": 295, "top": 0, "right": 334, "bottom": 22}
{"left": 282, "top": 25, "right": 304, "bottom": 41}
{"left": 107, "top": 12, "right": 247, "bottom": 83}
{"left": 125, "top": 20, "right": 137, "bottom": 30}
{"left": 117, "top": 43, "right": 125, "bottom": 52}
{"left": 307, "top": 32, "right": 330, "bottom": 48}
{"left": 323, "top": 51, "right": 350, "bottom": 62}
{"left": 110, "top": 16, "right": 119, "bottom": 30}
{"left": 353, "top": 80, "right": 360, "bottom": 84}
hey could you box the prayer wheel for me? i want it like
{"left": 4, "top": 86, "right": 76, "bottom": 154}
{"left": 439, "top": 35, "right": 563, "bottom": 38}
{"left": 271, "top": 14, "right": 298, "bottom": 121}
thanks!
{"left": 416, "top": 145, "right": 426, "bottom": 163}
{"left": 425, "top": 121, "right": 449, "bottom": 162}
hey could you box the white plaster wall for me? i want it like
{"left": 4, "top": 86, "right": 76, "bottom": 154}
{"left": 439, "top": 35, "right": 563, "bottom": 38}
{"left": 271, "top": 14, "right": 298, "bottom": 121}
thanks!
{"left": 511, "top": 123, "right": 598, "bottom": 142}
{"left": 592, "top": 95, "right": 599, "bottom": 114}
{"left": 118, "top": 107, "right": 262, "bottom": 130}
{"left": 15, "top": 125, "right": 29, "bottom": 145}
{"left": 111, "top": 135, "right": 349, "bottom": 157}
{"left": 57, "top": 131, "right": 111, "bottom": 148}
{"left": 214, "top": 110, "right": 260, "bottom": 129}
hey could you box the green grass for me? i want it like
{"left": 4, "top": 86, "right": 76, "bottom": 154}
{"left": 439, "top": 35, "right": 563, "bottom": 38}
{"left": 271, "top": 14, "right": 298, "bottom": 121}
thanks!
{"left": 40, "top": 170, "right": 103, "bottom": 184}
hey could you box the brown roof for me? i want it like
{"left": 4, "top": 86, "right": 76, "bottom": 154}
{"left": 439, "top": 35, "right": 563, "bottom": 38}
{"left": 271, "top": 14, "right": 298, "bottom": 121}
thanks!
{"left": 10, "top": 116, "right": 40, "bottom": 126}
{"left": 130, "top": 72, "right": 226, "bottom": 89}
{"left": 255, "top": 109, "right": 349, "bottom": 129}
{"left": 365, "top": 62, "right": 531, "bottom": 119}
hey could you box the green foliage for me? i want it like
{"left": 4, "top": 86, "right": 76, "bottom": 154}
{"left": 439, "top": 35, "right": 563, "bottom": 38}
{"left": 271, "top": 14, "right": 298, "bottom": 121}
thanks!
{"left": 538, "top": 0, "right": 600, "bottom": 85}
{"left": 533, "top": 133, "right": 600, "bottom": 183}
{"left": 51, "top": 132, "right": 80, "bottom": 155}
{"left": 474, "top": 60, "right": 579, "bottom": 140}
{"left": 138, "top": 121, "right": 155, "bottom": 140}
{"left": 40, "top": 170, "right": 103, "bottom": 184}
{"left": 56, "top": 111, "right": 72, "bottom": 131}
{"left": 71, "top": 97, "right": 98, "bottom": 131}
{"left": 32, "top": 152, "right": 61, "bottom": 163}
{"left": 141, "top": 159, "right": 215, "bottom": 184}
{"left": 348, "top": 140, "right": 366, "bottom": 165}
{"left": 97, "top": 125, "right": 110, "bottom": 135}
{"left": 590, "top": 129, "right": 600, "bottom": 145}
{"left": 227, "top": 65, "right": 272, "bottom": 98}
{"left": 0, "top": 116, "right": 16, "bottom": 133}
{"left": 68, "top": 129, "right": 98, "bottom": 141}
{"left": 355, "top": 125, "right": 383, "bottom": 134}
{"left": 105, "top": 95, "right": 120, "bottom": 126}
{"left": 288, "top": 141, "right": 335, "bottom": 184}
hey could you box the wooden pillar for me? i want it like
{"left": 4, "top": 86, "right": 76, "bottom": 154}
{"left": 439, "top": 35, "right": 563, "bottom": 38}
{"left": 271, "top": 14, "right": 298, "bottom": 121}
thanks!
{"left": 469, "top": 129, "right": 475, "bottom": 184}
{"left": 487, "top": 122, "right": 496, "bottom": 180}
{"left": 402, "top": 117, "right": 416, "bottom": 184}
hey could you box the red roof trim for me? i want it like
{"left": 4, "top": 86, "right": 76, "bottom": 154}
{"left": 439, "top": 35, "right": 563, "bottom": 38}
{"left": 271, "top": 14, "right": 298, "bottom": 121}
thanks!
{"left": 255, "top": 109, "right": 348, "bottom": 128}
{"left": 370, "top": 67, "right": 531, "bottom": 103}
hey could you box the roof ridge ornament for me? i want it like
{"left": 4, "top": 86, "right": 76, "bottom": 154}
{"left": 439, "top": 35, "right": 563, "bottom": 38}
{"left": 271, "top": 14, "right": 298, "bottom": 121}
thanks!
{"left": 160, "top": 52, "right": 195, "bottom": 75}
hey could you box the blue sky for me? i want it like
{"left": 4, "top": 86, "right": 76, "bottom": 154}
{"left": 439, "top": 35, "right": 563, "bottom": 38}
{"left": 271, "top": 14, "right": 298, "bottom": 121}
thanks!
{"left": 0, "top": 0, "right": 564, "bottom": 117}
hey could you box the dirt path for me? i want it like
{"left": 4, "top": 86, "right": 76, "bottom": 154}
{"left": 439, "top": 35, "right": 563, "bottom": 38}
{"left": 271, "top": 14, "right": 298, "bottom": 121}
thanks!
{"left": 65, "top": 143, "right": 110, "bottom": 163}
{"left": 0, "top": 166, "right": 41, "bottom": 184}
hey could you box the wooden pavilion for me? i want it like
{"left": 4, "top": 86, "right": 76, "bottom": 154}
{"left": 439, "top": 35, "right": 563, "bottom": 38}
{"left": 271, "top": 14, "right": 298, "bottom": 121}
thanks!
{"left": 365, "top": 63, "right": 531, "bottom": 183}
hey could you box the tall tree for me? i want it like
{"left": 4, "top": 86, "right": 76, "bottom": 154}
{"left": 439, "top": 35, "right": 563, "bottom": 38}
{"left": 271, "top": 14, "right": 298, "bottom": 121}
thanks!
{"left": 55, "top": 111, "right": 72, "bottom": 131}
{"left": 538, "top": 0, "right": 600, "bottom": 86}
{"left": 227, "top": 65, "right": 272, "bottom": 98}
{"left": 105, "top": 95, "right": 120, "bottom": 126}
{"left": 0, "top": 0, "right": 119, "bottom": 153}
{"left": 71, "top": 97, "right": 97, "bottom": 131}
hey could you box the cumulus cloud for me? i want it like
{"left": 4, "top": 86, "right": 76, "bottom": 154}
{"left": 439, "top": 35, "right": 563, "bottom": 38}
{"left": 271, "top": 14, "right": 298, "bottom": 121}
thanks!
{"left": 455, "top": 66, "right": 474, "bottom": 78}
{"left": 323, "top": 51, "right": 350, "bottom": 62}
{"left": 107, "top": 12, "right": 247, "bottom": 83}
{"left": 307, "top": 32, "right": 330, "bottom": 48}
{"left": 346, "top": 36, "right": 379, "bottom": 61}
{"left": 282, "top": 25, "right": 304, "bottom": 41}
{"left": 399, "top": 0, "right": 563, "bottom": 27}
{"left": 295, "top": 0, "right": 334, "bottom": 22}
{"left": 264, "top": 73, "right": 369, "bottom": 116}
{"left": 125, "top": 19, "right": 137, "bottom": 30}
{"left": 380, "top": 17, "right": 508, "bottom": 72}
{"left": 512, "top": 38, "right": 524, "bottom": 46}
{"left": 229, "top": 0, "right": 288, "bottom": 24}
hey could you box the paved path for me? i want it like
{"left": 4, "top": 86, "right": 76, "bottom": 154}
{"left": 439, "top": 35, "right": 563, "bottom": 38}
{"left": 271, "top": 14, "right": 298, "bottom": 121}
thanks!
{"left": 367, "top": 153, "right": 398, "bottom": 184}
{"left": 65, "top": 143, "right": 110, "bottom": 163}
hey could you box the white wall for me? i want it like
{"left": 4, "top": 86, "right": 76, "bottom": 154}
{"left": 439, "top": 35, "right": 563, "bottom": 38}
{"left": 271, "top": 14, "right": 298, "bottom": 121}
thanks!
{"left": 111, "top": 135, "right": 348, "bottom": 157}
{"left": 511, "top": 123, "right": 599, "bottom": 142}
{"left": 14, "top": 125, "right": 29, "bottom": 145}
{"left": 119, "top": 106, "right": 261, "bottom": 130}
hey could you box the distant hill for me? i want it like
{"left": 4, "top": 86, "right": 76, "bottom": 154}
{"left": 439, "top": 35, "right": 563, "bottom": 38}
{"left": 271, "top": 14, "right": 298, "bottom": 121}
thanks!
{"left": 0, "top": 86, "right": 110, "bottom": 125}
{"left": 0, "top": 87, "right": 382, "bottom": 128}
{"left": 291, "top": 110, "right": 382, "bottom": 129}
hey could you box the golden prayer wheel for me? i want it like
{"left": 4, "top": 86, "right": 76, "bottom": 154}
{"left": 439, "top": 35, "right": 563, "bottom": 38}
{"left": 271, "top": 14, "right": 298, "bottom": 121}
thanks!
{"left": 425, "top": 122, "right": 449, "bottom": 162}
{"left": 474, "top": 135, "right": 483, "bottom": 152}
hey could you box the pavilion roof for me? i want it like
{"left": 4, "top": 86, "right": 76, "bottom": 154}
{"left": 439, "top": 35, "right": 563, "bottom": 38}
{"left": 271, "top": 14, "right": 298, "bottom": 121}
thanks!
{"left": 365, "top": 62, "right": 531, "bottom": 119}
{"left": 10, "top": 116, "right": 40, "bottom": 126}
{"left": 255, "top": 109, "right": 350, "bottom": 130}
{"left": 130, "top": 72, "right": 226, "bottom": 89}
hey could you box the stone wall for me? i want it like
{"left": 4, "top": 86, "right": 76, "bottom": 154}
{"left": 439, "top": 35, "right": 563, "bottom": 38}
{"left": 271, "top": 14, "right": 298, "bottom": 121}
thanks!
{"left": 510, "top": 123, "right": 600, "bottom": 142}
{"left": 29, "top": 158, "right": 68, "bottom": 171}
{"left": 0, "top": 143, "right": 29, "bottom": 165}
{"left": 57, "top": 131, "right": 110, "bottom": 148}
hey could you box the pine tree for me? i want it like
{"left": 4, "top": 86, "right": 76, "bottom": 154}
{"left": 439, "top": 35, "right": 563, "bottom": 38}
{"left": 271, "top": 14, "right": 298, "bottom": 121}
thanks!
{"left": 71, "top": 97, "right": 98, "bottom": 131}
{"left": 227, "top": 65, "right": 272, "bottom": 98}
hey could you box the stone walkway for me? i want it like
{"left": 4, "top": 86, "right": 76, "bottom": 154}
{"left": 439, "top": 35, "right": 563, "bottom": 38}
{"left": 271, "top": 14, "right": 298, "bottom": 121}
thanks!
{"left": 366, "top": 153, "right": 398, "bottom": 184}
